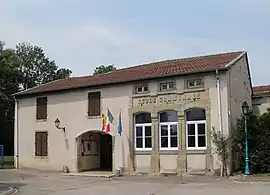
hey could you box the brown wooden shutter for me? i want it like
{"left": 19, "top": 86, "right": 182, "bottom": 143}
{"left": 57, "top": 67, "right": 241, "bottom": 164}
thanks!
{"left": 42, "top": 132, "right": 48, "bottom": 156}
{"left": 88, "top": 92, "right": 101, "bottom": 116}
{"left": 35, "top": 132, "right": 42, "bottom": 156}
{"left": 35, "top": 132, "right": 48, "bottom": 156}
{"left": 36, "top": 97, "right": 47, "bottom": 120}
{"left": 88, "top": 93, "right": 92, "bottom": 116}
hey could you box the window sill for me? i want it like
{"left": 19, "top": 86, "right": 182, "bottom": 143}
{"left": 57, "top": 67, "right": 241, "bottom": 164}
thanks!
{"left": 132, "top": 93, "right": 154, "bottom": 98}
{"left": 186, "top": 148, "right": 208, "bottom": 154}
{"left": 36, "top": 119, "right": 47, "bottom": 122}
{"left": 156, "top": 90, "right": 178, "bottom": 95}
{"left": 133, "top": 91, "right": 150, "bottom": 95}
{"left": 159, "top": 150, "right": 178, "bottom": 155}
{"left": 159, "top": 148, "right": 178, "bottom": 151}
{"left": 86, "top": 115, "right": 101, "bottom": 119}
{"left": 183, "top": 88, "right": 205, "bottom": 93}
{"left": 135, "top": 150, "right": 152, "bottom": 155}
{"left": 34, "top": 156, "right": 48, "bottom": 159}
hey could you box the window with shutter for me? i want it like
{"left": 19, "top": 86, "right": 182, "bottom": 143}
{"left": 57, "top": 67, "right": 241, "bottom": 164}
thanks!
{"left": 36, "top": 97, "right": 47, "bottom": 120}
{"left": 88, "top": 92, "right": 101, "bottom": 116}
{"left": 35, "top": 132, "right": 48, "bottom": 156}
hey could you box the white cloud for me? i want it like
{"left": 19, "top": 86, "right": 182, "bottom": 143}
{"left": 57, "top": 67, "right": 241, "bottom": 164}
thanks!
{"left": 0, "top": 0, "right": 269, "bottom": 86}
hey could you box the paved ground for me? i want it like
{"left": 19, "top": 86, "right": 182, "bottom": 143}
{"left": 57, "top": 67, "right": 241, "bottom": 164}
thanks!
{"left": 0, "top": 169, "right": 270, "bottom": 195}
{"left": 0, "top": 183, "right": 10, "bottom": 194}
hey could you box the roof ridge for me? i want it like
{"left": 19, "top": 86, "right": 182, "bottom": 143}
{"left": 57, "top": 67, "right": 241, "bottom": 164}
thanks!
{"left": 14, "top": 50, "right": 246, "bottom": 97}
{"left": 70, "top": 50, "right": 244, "bottom": 80}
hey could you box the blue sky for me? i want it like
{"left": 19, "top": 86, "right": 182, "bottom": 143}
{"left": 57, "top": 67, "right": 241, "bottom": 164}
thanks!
{"left": 1, "top": 0, "right": 269, "bottom": 86}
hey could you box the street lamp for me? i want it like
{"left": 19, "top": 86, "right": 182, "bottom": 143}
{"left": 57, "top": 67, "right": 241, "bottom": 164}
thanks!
{"left": 54, "top": 118, "right": 65, "bottom": 132}
{"left": 241, "top": 101, "right": 250, "bottom": 175}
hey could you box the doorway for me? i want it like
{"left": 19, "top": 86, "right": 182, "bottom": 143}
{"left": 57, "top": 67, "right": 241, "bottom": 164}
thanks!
{"left": 100, "top": 134, "right": 113, "bottom": 171}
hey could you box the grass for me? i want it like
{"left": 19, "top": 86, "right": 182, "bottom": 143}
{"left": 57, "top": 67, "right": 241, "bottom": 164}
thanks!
{"left": 1, "top": 156, "right": 15, "bottom": 169}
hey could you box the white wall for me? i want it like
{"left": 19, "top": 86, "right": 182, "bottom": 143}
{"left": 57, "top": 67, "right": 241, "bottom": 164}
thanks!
{"left": 16, "top": 84, "right": 131, "bottom": 172}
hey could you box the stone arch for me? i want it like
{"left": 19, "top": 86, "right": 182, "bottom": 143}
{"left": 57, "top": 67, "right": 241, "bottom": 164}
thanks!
{"left": 76, "top": 129, "right": 113, "bottom": 172}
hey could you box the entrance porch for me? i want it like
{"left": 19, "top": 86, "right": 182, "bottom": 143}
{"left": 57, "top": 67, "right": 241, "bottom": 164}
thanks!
{"left": 76, "top": 130, "right": 113, "bottom": 173}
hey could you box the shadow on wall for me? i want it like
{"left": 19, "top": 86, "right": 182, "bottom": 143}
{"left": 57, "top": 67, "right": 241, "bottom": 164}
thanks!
{"left": 64, "top": 132, "right": 69, "bottom": 150}
{"left": 121, "top": 139, "right": 126, "bottom": 169}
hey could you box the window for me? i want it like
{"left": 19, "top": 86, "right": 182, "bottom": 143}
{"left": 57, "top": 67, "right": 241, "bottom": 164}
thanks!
{"left": 135, "top": 85, "right": 148, "bottom": 94}
{"left": 187, "top": 79, "right": 203, "bottom": 89}
{"left": 88, "top": 92, "right": 101, "bottom": 116}
{"left": 36, "top": 97, "right": 47, "bottom": 120}
{"left": 186, "top": 108, "right": 206, "bottom": 150}
{"left": 35, "top": 132, "right": 48, "bottom": 156}
{"left": 135, "top": 113, "right": 152, "bottom": 151}
{"left": 159, "top": 111, "right": 178, "bottom": 150}
{"left": 160, "top": 82, "right": 175, "bottom": 91}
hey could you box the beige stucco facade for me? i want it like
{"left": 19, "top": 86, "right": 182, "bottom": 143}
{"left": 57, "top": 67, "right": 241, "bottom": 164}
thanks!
{"left": 14, "top": 55, "right": 252, "bottom": 175}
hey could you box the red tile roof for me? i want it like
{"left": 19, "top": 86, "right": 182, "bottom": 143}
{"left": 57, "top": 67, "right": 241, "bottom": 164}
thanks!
{"left": 253, "top": 85, "right": 270, "bottom": 97}
{"left": 15, "top": 51, "right": 245, "bottom": 97}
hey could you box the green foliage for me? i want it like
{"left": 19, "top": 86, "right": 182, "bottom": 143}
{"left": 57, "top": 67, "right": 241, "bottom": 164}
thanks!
{"left": 0, "top": 41, "right": 72, "bottom": 155}
{"left": 211, "top": 127, "right": 230, "bottom": 176}
{"left": 232, "top": 109, "right": 270, "bottom": 174}
{"left": 0, "top": 43, "right": 20, "bottom": 121}
{"left": 93, "top": 64, "right": 116, "bottom": 75}
{"left": 16, "top": 42, "right": 72, "bottom": 90}
{"left": 0, "top": 42, "right": 72, "bottom": 122}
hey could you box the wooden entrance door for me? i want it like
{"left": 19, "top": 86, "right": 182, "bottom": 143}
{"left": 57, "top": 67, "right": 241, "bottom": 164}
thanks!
{"left": 100, "top": 134, "right": 112, "bottom": 171}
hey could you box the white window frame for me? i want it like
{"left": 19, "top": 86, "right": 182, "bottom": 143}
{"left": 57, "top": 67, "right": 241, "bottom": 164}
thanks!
{"left": 186, "top": 120, "right": 207, "bottom": 150}
{"left": 159, "top": 121, "right": 178, "bottom": 151}
{"left": 135, "top": 85, "right": 148, "bottom": 94}
{"left": 160, "top": 82, "right": 175, "bottom": 91}
{"left": 187, "top": 79, "right": 203, "bottom": 89}
{"left": 135, "top": 123, "right": 152, "bottom": 151}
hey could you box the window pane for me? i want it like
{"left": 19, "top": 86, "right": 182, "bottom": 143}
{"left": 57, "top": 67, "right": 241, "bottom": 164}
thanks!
{"left": 162, "top": 84, "right": 167, "bottom": 90}
{"left": 145, "top": 138, "right": 152, "bottom": 148}
{"left": 161, "top": 137, "right": 168, "bottom": 147}
{"left": 143, "top": 86, "right": 148, "bottom": 91}
{"left": 160, "top": 111, "right": 177, "bottom": 122}
{"left": 168, "top": 82, "right": 174, "bottom": 89}
{"left": 186, "top": 108, "right": 206, "bottom": 121}
{"left": 170, "top": 125, "right": 177, "bottom": 136}
{"left": 198, "top": 123, "right": 205, "bottom": 135}
{"left": 161, "top": 125, "right": 168, "bottom": 136}
{"left": 135, "top": 113, "right": 151, "bottom": 124}
{"left": 136, "top": 138, "right": 143, "bottom": 148}
{"left": 145, "top": 126, "right": 151, "bottom": 136}
{"left": 188, "top": 80, "right": 195, "bottom": 87}
{"left": 195, "top": 79, "right": 202, "bottom": 86}
{"left": 170, "top": 136, "right": 178, "bottom": 147}
{"left": 188, "top": 136, "right": 195, "bottom": 147}
{"left": 187, "top": 124, "right": 195, "bottom": 135}
{"left": 198, "top": 135, "right": 206, "bottom": 147}
{"left": 136, "top": 126, "right": 142, "bottom": 137}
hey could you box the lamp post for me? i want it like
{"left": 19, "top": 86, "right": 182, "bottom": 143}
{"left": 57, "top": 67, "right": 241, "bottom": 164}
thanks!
{"left": 241, "top": 101, "right": 250, "bottom": 175}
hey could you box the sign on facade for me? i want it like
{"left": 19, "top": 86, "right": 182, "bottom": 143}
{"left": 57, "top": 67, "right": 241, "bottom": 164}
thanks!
{"left": 133, "top": 92, "right": 202, "bottom": 107}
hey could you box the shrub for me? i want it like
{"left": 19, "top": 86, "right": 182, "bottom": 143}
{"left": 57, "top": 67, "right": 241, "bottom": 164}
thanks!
{"left": 232, "top": 109, "right": 270, "bottom": 174}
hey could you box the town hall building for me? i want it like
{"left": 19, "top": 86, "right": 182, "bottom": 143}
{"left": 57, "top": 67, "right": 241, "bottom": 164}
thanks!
{"left": 13, "top": 51, "right": 252, "bottom": 176}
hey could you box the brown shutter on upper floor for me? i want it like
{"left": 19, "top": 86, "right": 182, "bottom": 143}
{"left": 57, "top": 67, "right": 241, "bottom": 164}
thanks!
{"left": 36, "top": 97, "right": 47, "bottom": 120}
{"left": 88, "top": 92, "right": 101, "bottom": 116}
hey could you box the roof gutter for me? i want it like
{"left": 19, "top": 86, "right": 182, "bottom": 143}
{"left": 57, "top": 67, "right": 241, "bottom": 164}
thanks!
{"left": 14, "top": 68, "right": 228, "bottom": 98}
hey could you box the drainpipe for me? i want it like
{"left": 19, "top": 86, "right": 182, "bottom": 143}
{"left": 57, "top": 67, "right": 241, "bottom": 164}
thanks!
{"left": 215, "top": 69, "right": 223, "bottom": 176}
{"left": 14, "top": 98, "right": 19, "bottom": 169}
